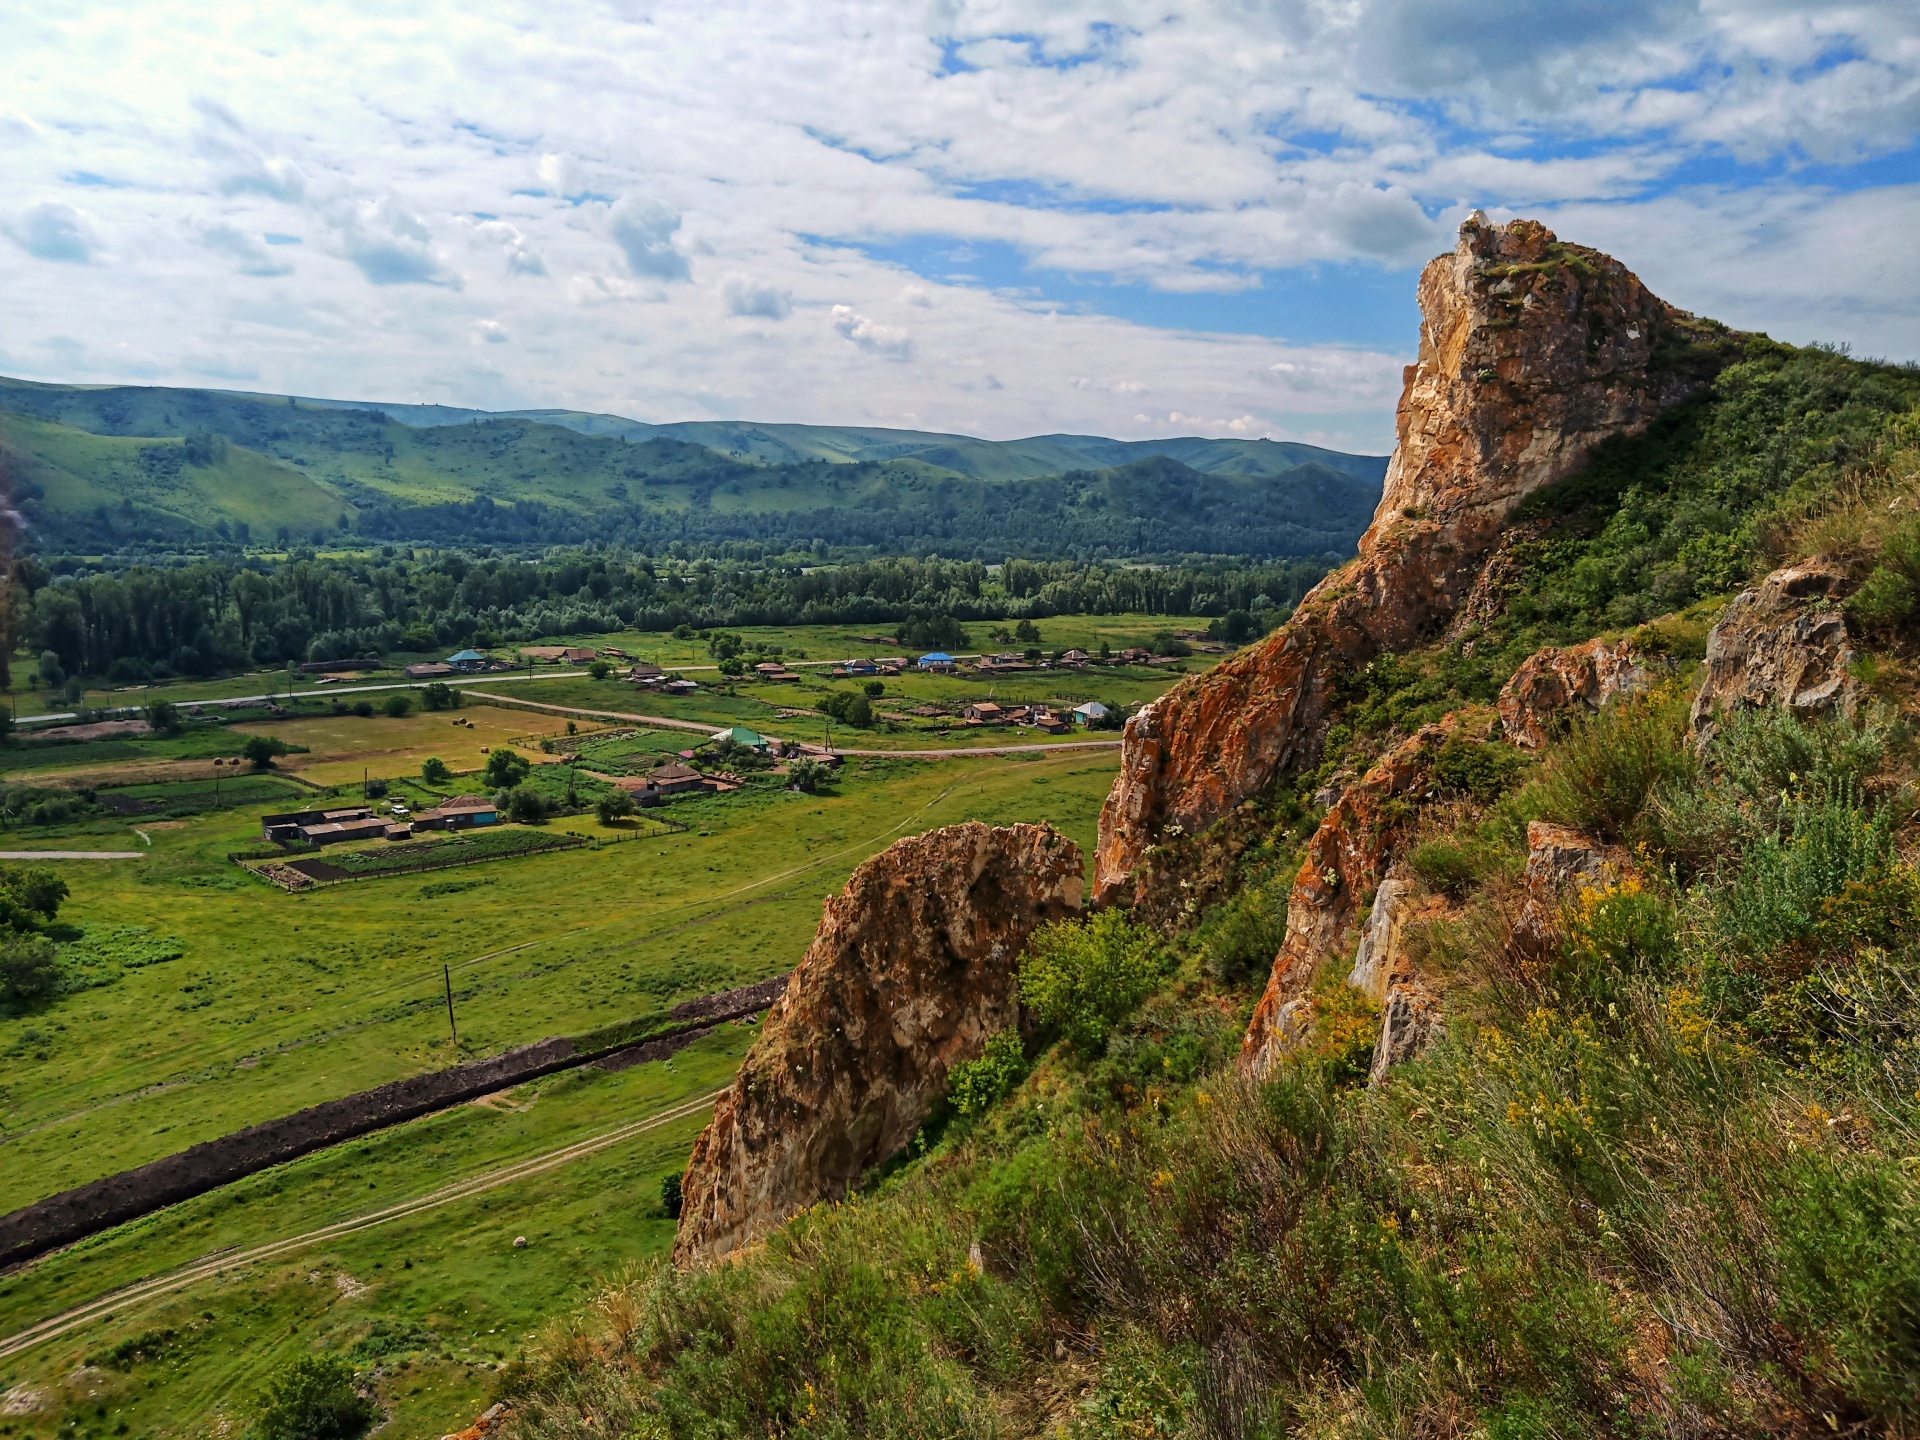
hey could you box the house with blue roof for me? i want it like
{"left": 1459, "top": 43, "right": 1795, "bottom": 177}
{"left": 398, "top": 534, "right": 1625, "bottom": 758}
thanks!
{"left": 917, "top": 652, "right": 956, "bottom": 671}
{"left": 446, "top": 648, "right": 489, "bottom": 673}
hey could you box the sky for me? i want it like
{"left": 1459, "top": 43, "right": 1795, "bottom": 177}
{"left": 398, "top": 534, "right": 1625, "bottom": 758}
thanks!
{"left": 2, "top": 1, "right": 1917, "bottom": 454}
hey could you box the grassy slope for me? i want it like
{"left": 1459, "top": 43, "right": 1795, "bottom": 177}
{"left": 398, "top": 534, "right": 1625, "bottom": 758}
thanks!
{"left": 0, "top": 746, "right": 1119, "bottom": 1214}
{"left": 486, "top": 341, "right": 1920, "bottom": 1439}
{"left": 0, "top": 1029, "right": 752, "bottom": 1439}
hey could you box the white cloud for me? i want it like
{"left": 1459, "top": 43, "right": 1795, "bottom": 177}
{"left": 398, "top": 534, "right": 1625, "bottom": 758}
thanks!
{"left": 610, "top": 198, "right": 691, "bottom": 282}
{"left": 333, "top": 196, "right": 457, "bottom": 287}
{"left": 196, "top": 220, "right": 293, "bottom": 276}
{"left": 0, "top": 0, "right": 1909, "bottom": 452}
{"left": 475, "top": 319, "right": 509, "bottom": 344}
{"left": 7, "top": 202, "right": 99, "bottom": 263}
{"left": 722, "top": 272, "right": 794, "bottom": 319}
{"left": 831, "top": 305, "right": 914, "bottom": 360}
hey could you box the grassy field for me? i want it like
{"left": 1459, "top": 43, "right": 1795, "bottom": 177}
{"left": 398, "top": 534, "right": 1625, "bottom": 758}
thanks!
{"left": 6, "top": 612, "right": 1221, "bottom": 719}
{"left": 0, "top": 614, "right": 1145, "bottom": 1435}
{"left": 227, "top": 707, "right": 602, "bottom": 787}
{"left": 0, "top": 1030, "right": 750, "bottom": 1439}
{"left": 0, "top": 747, "right": 1118, "bottom": 1435}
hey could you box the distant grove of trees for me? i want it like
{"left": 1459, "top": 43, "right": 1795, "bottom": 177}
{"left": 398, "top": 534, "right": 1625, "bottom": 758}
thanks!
{"left": 8, "top": 550, "right": 1337, "bottom": 680}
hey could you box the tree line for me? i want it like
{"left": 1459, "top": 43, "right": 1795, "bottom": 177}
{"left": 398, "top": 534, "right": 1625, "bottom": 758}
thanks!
{"left": 7, "top": 549, "right": 1336, "bottom": 680}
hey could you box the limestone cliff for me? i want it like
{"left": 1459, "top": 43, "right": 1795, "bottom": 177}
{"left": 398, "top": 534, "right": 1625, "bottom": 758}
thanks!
{"left": 673, "top": 822, "right": 1083, "bottom": 1263}
{"left": 1096, "top": 215, "right": 1733, "bottom": 906}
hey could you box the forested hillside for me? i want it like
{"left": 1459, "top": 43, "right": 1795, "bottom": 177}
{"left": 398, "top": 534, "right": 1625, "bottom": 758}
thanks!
{"left": 0, "top": 377, "right": 1385, "bottom": 560}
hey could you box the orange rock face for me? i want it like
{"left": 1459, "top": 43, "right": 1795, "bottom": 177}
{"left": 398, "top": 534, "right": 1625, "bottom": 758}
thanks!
{"left": 673, "top": 822, "right": 1083, "bottom": 1263}
{"left": 1241, "top": 721, "right": 1458, "bottom": 1076}
{"left": 1096, "top": 215, "right": 1730, "bottom": 904}
{"left": 1498, "top": 637, "right": 1655, "bottom": 749}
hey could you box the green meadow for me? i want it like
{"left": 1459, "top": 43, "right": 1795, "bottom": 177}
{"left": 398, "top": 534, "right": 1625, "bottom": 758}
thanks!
{"left": 0, "top": 735, "right": 1121, "bottom": 1437}
{"left": 8, "top": 612, "right": 1219, "bottom": 719}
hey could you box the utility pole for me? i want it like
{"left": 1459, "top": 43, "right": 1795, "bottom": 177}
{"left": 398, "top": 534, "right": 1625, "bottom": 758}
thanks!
{"left": 444, "top": 965, "right": 459, "bottom": 1051}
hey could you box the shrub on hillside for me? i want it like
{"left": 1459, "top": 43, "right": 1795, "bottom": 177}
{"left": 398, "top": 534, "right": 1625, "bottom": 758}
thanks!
{"left": 1196, "top": 882, "right": 1286, "bottom": 987}
{"left": 1529, "top": 695, "right": 1694, "bottom": 844}
{"left": 420, "top": 681, "right": 458, "bottom": 710}
{"left": 0, "top": 935, "right": 61, "bottom": 1007}
{"left": 1431, "top": 734, "right": 1524, "bottom": 801}
{"left": 251, "top": 1354, "right": 376, "bottom": 1440}
{"left": 948, "top": 1030, "right": 1028, "bottom": 1117}
{"left": 383, "top": 693, "right": 412, "bottom": 718}
{"left": 1019, "top": 910, "right": 1164, "bottom": 1057}
{"left": 420, "top": 756, "right": 451, "bottom": 785}
{"left": 242, "top": 735, "right": 287, "bottom": 770}
{"left": 596, "top": 790, "right": 636, "bottom": 825}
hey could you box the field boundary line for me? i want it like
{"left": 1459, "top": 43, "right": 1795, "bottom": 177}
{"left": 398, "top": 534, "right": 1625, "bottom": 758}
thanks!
{"left": 0, "top": 1088, "right": 723, "bottom": 1362}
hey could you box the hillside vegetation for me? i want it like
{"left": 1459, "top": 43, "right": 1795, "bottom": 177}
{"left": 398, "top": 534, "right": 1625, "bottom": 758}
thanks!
{"left": 494, "top": 344, "right": 1920, "bottom": 1437}
{"left": 0, "top": 377, "right": 1385, "bottom": 559}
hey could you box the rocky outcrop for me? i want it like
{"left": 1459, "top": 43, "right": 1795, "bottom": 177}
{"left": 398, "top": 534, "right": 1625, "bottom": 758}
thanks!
{"left": 1690, "top": 561, "right": 1859, "bottom": 745}
{"left": 673, "top": 822, "right": 1083, "bottom": 1263}
{"left": 1096, "top": 215, "right": 1734, "bottom": 905}
{"left": 1512, "top": 820, "right": 1635, "bottom": 956}
{"left": 1241, "top": 721, "right": 1461, "bottom": 1076}
{"left": 1498, "top": 638, "right": 1655, "bottom": 749}
{"left": 1348, "top": 877, "right": 1448, "bottom": 1085}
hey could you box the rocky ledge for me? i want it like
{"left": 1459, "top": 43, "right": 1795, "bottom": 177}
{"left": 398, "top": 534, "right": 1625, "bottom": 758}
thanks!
{"left": 673, "top": 821, "right": 1084, "bottom": 1263}
{"left": 1096, "top": 215, "right": 1736, "bottom": 907}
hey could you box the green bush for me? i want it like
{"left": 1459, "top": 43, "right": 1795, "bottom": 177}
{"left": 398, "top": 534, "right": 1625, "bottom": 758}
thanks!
{"left": 382, "top": 693, "right": 412, "bottom": 718}
{"left": 420, "top": 756, "right": 451, "bottom": 785}
{"left": 1531, "top": 696, "right": 1694, "bottom": 844}
{"left": 862, "top": 679, "right": 885, "bottom": 698}
{"left": 1409, "top": 837, "right": 1491, "bottom": 899}
{"left": 421, "top": 681, "right": 457, "bottom": 710}
{"left": 947, "top": 1030, "right": 1027, "bottom": 1117}
{"left": 251, "top": 1354, "right": 376, "bottom": 1440}
{"left": 363, "top": 777, "right": 389, "bottom": 800}
{"left": 596, "top": 790, "right": 637, "bottom": 825}
{"left": 1430, "top": 735, "right": 1524, "bottom": 800}
{"left": 787, "top": 758, "right": 833, "bottom": 793}
{"left": 500, "top": 785, "right": 551, "bottom": 823}
{"left": 144, "top": 699, "right": 182, "bottom": 735}
{"left": 588, "top": 659, "right": 614, "bottom": 679}
{"left": 1019, "top": 910, "right": 1164, "bottom": 1056}
{"left": 0, "top": 935, "right": 61, "bottom": 1006}
{"left": 1771, "top": 1154, "right": 1920, "bottom": 1425}
{"left": 1196, "top": 883, "right": 1285, "bottom": 986}
{"left": 0, "top": 863, "right": 68, "bottom": 934}
{"left": 352, "top": 700, "right": 375, "bottom": 718}
{"left": 242, "top": 734, "right": 287, "bottom": 770}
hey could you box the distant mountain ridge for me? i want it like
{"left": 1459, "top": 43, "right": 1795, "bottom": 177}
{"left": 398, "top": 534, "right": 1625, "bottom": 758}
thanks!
{"left": 0, "top": 375, "right": 1387, "bottom": 559}
{"left": 242, "top": 393, "right": 1387, "bottom": 485}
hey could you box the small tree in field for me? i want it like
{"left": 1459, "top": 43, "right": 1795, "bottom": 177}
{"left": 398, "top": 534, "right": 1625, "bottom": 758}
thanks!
{"left": 252, "top": 1354, "right": 376, "bottom": 1440}
{"left": 596, "top": 790, "right": 637, "bottom": 825}
{"left": 421, "top": 682, "right": 457, "bottom": 711}
{"left": 421, "top": 756, "right": 451, "bottom": 785}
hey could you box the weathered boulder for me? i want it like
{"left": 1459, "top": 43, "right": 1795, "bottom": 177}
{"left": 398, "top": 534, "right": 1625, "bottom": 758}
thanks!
{"left": 1096, "top": 215, "right": 1734, "bottom": 906}
{"left": 1241, "top": 722, "right": 1459, "bottom": 1077}
{"left": 1690, "top": 561, "right": 1859, "bottom": 745}
{"left": 673, "top": 822, "right": 1083, "bottom": 1263}
{"left": 1512, "top": 820, "right": 1634, "bottom": 957}
{"left": 1498, "top": 638, "right": 1655, "bottom": 749}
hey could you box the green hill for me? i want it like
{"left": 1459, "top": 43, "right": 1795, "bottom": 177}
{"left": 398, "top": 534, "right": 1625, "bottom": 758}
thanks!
{"left": 0, "top": 376, "right": 1386, "bottom": 558}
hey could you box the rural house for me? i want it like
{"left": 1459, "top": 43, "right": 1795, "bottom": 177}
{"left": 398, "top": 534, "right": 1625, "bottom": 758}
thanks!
{"left": 413, "top": 795, "right": 500, "bottom": 830}
{"left": 1072, "top": 701, "right": 1112, "bottom": 726}
{"left": 446, "top": 648, "right": 490, "bottom": 673}
{"left": 404, "top": 661, "right": 455, "bottom": 680}
{"left": 963, "top": 702, "right": 1006, "bottom": 724}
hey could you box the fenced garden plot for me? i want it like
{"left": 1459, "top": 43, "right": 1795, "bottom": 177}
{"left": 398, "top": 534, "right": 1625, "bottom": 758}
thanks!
{"left": 97, "top": 773, "right": 306, "bottom": 817}
{"left": 239, "top": 826, "right": 590, "bottom": 888}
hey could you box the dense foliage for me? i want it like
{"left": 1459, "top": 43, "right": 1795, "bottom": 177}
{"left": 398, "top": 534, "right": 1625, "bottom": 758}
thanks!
{"left": 14, "top": 551, "right": 1331, "bottom": 679}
